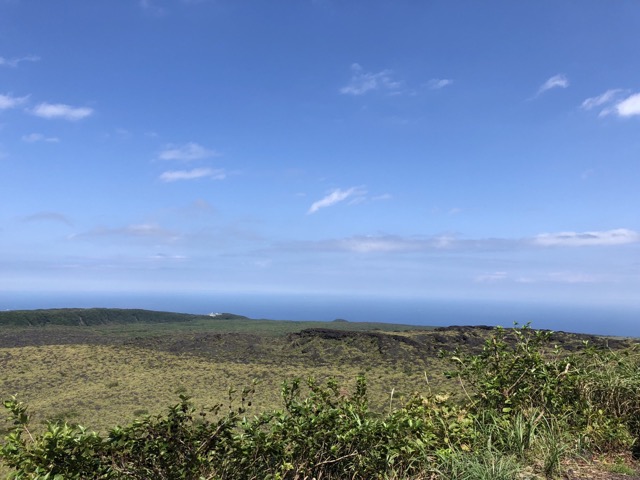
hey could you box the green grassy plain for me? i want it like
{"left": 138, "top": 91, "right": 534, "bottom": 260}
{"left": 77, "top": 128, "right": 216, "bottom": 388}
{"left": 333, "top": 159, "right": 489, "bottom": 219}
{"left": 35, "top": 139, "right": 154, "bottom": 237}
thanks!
{"left": 2, "top": 309, "right": 638, "bottom": 478}
{"left": 0, "top": 311, "right": 448, "bottom": 433}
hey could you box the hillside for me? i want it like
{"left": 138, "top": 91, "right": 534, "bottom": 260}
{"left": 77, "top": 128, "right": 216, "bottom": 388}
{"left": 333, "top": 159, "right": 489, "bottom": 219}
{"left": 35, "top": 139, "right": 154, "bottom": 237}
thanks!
{"left": 2, "top": 311, "right": 640, "bottom": 479}
{"left": 0, "top": 307, "right": 246, "bottom": 327}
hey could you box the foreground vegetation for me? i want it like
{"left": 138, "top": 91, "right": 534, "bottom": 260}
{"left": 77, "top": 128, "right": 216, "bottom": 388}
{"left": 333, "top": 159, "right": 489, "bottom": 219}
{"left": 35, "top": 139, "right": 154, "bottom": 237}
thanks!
{"left": 2, "top": 321, "right": 640, "bottom": 479}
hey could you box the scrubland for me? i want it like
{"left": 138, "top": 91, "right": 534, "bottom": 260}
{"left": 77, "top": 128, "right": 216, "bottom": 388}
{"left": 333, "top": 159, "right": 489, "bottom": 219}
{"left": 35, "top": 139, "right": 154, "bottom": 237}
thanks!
{"left": 1, "top": 310, "right": 639, "bottom": 478}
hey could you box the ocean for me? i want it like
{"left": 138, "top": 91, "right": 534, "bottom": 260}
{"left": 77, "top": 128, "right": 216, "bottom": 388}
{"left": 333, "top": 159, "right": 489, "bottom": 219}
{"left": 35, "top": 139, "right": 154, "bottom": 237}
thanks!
{"left": 1, "top": 291, "right": 639, "bottom": 338}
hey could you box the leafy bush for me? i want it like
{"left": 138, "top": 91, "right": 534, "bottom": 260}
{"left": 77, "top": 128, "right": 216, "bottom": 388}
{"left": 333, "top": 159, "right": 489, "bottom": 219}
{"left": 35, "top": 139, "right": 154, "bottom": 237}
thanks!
{"left": 448, "top": 324, "right": 577, "bottom": 414}
{"left": 448, "top": 323, "right": 640, "bottom": 455}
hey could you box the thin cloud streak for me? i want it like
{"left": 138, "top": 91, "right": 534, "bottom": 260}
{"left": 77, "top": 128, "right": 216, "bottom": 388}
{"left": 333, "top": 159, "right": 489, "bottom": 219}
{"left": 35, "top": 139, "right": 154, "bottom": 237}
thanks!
{"left": 476, "top": 271, "right": 604, "bottom": 285}
{"left": 537, "top": 74, "right": 569, "bottom": 95}
{"left": 426, "top": 78, "right": 453, "bottom": 90}
{"left": 158, "top": 142, "right": 219, "bottom": 161}
{"left": 307, "top": 187, "right": 366, "bottom": 214}
{"left": 278, "top": 229, "right": 640, "bottom": 254}
{"left": 21, "top": 133, "right": 60, "bottom": 143}
{"left": 0, "top": 55, "right": 40, "bottom": 68}
{"left": 533, "top": 229, "right": 640, "bottom": 247}
{"left": 30, "top": 102, "right": 93, "bottom": 120}
{"left": 159, "top": 167, "right": 226, "bottom": 182}
{"left": 278, "top": 234, "right": 509, "bottom": 254}
{"left": 340, "top": 63, "right": 402, "bottom": 96}
{"left": 21, "top": 211, "right": 73, "bottom": 226}
{"left": 71, "top": 223, "right": 180, "bottom": 242}
{"left": 581, "top": 89, "right": 623, "bottom": 111}
{"left": 139, "top": 0, "right": 166, "bottom": 15}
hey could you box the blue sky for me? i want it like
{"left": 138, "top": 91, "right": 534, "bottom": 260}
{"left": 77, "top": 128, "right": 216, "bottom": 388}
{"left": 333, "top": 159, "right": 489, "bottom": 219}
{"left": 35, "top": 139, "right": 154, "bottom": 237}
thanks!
{"left": 1, "top": 1, "right": 639, "bottom": 310}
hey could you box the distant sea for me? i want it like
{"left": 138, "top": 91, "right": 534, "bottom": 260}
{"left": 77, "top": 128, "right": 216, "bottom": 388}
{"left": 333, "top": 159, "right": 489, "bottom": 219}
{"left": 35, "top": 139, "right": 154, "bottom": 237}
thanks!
{"left": 1, "top": 292, "right": 639, "bottom": 338}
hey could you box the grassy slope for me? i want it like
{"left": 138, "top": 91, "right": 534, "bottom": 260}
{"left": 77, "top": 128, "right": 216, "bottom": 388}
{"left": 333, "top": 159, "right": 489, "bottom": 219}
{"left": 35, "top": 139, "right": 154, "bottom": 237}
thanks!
{"left": 0, "top": 309, "right": 634, "bottom": 434}
{"left": 0, "top": 309, "right": 436, "bottom": 433}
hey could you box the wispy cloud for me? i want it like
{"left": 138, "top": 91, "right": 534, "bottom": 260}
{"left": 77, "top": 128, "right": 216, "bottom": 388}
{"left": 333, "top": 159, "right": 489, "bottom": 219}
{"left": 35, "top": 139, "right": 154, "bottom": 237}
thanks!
{"left": 0, "top": 93, "right": 29, "bottom": 110}
{"left": 533, "top": 228, "right": 640, "bottom": 247}
{"left": 426, "top": 78, "right": 453, "bottom": 90}
{"left": 0, "top": 55, "right": 40, "bottom": 68}
{"left": 158, "top": 142, "right": 219, "bottom": 161}
{"left": 475, "top": 271, "right": 508, "bottom": 283}
{"left": 547, "top": 271, "right": 601, "bottom": 284}
{"left": 159, "top": 167, "right": 225, "bottom": 182}
{"left": 581, "top": 89, "right": 623, "bottom": 112}
{"left": 307, "top": 186, "right": 367, "bottom": 214}
{"left": 278, "top": 234, "right": 472, "bottom": 253}
{"left": 334, "top": 235, "right": 445, "bottom": 253}
{"left": 21, "top": 211, "right": 72, "bottom": 226}
{"left": 477, "top": 270, "right": 603, "bottom": 285}
{"left": 188, "top": 198, "right": 216, "bottom": 214}
{"left": 139, "top": 0, "right": 167, "bottom": 15}
{"left": 340, "top": 63, "right": 402, "bottom": 96}
{"left": 21, "top": 133, "right": 60, "bottom": 143}
{"left": 537, "top": 74, "right": 569, "bottom": 96}
{"left": 581, "top": 89, "right": 640, "bottom": 118}
{"left": 72, "top": 223, "right": 179, "bottom": 242}
{"left": 372, "top": 193, "right": 392, "bottom": 201}
{"left": 30, "top": 102, "right": 93, "bottom": 120}
{"left": 279, "top": 228, "right": 640, "bottom": 255}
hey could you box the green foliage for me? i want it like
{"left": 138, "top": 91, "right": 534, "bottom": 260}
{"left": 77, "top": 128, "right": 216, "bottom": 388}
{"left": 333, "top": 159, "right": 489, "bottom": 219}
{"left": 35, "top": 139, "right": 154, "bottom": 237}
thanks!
{"left": 105, "top": 394, "right": 240, "bottom": 479}
{"left": 2, "top": 379, "right": 441, "bottom": 479}
{"left": 3, "top": 323, "right": 640, "bottom": 479}
{"left": 435, "top": 449, "right": 522, "bottom": 480}
{"left": 448, "top": 323, "right": 574, "bottom": 414}
{"left": 1, "top": 397, "right": 105, "bottom": 479}
{"left": 449, "top": 323, "right": 640, "bottom": 448}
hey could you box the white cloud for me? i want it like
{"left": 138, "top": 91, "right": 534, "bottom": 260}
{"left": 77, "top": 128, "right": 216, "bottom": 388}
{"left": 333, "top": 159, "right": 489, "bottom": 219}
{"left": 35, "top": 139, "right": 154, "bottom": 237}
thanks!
{"left": 475, "top": 271, "right": 508, "bottom": 283}
{"left": 343, "top": 235, "right": 454, "bottom": 253}
{"left": 426, "top": 78, "right": 453, "bottom": 90}
{"left": 281, "top": 234, "right": 462, "bottom": 253}
{"left": 126, "top": 223, "right": 168, "bottom": 236}
{"left": 0, "top": 93, "right": 29, "bottom": 110}
{"left": 340, "top": 63, "right": 402, "bottom": 96}
{"left": 340, "top": 236, "right": 420, "bottom": 253}
{"left": 533, "top": 228, "right": 640, "bottom": 247}
{"left": 139, "top": 0, "right": 166, "bottom": 15}
{"left": 547, "top": 272, "right": 600, "bottom": 284}
{"left": 307, "top": 186, "right": 366, "bottom": 214}
{"left": 279, "top": 228, "right": 640, "bottom": 255}
{"left": 159, "top": 167, "right": 225, "bottom": 182}
{"left": 615, "top": 92, "right": 640, "bottom": 117}
{"left": 580, "top": 90, "right": 640, "bottom": 118}
{"left": 581, "top": 89, "right": 623, "bottom": 111}
{"left": 72, "top": 223, "right": 180, "bottom": 242}
{"left": 478, "top": 271, "right": 602, "bottom": 285}
{"left": 537, "top": 74, "right": 569, "bottom": 95}
{"left": 21, "top": 133, "right": 59, "bottom": 143}
{"left": 158, "top": 142, "right": 219, "bottom": 161}
{"left": 0, "top": 55, "right": 40, "bottom": 68}
{"left": 30, "top": 102, "right": 93, "bottom": 120}
{"left": 372, "top": 193, "right": 392, "bottom": 201}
